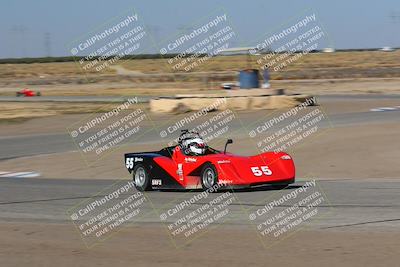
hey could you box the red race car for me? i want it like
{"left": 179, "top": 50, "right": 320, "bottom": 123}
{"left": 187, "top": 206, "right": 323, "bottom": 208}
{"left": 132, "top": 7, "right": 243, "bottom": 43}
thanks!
{"left": 16, "top": 88, "right": 41, "bottom": 97}
{"left": 124, "top": 130, "right": 295, "bottom": 191}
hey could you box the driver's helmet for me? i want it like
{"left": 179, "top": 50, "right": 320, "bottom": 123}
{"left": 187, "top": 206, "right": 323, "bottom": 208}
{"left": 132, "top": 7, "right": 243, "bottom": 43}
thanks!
{"left": 182, "top": 137, "right": 206, "bottom": 155}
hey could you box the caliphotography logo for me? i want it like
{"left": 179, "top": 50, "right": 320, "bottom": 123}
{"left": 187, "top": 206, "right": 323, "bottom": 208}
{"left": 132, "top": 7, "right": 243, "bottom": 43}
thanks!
{"left": 1, "top": 1, "right": 400, "bottom": 267}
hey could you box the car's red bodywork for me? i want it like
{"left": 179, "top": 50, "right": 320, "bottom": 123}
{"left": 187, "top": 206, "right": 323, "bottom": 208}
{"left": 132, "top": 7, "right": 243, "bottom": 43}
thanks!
{"left": 155, "top": 146, "right": 295, "bottom": 189}
{"left": 125, "top": 144, "right": 295, "bottom": 190}
{"left": 16, "top": 88, "right": 40, "bottom": 97}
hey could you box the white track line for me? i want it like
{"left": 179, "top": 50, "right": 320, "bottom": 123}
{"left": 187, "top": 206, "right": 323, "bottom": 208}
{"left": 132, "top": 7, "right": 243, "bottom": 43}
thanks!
{"left": 0, "top": 171, "right": 41, "bottom": 178}
{"left": 370, "top": 106, "right": 400, "bottom": 112}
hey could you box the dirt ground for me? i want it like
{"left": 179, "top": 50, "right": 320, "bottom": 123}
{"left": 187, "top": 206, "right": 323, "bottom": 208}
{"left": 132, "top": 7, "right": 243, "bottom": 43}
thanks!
{"left": 2, "top": 51, "right": 400, "bottom": 78}
{"left": 2, "top": 77, "right": 400, "bottom": 98}
{"left": 0, "top": 102, "right": 149, "bottom": 121}
{"left": 2, "top": 50, "right": 400, "bottom": 99}
{"left": 0, "top": 222, "right": 398, "bottom": 267}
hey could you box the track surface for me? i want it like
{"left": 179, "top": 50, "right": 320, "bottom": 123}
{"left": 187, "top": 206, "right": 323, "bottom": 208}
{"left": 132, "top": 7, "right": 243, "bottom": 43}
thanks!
{"left": 0, "top": 177, "right": 399, "bottom": 232}
{"left": 0, "top": 94, "right": 399, "bottom": 230}
{"left": 1, "top": 94, "right": 400, "bottom": 266}
{"left": 1, "top": 94, "right": 400, "bottom": 160}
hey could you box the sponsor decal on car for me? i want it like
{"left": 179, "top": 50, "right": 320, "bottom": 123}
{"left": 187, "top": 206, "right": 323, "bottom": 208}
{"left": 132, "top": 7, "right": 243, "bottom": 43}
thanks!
{"left": 177, "top": 163, "right": 184, "bottom": 180}
{"left": 152, "top": 179, "right": 162, "bottom": 186}
{"left": 219, "top": 179, "right": 233, "bottom": 184}
{"left": 184, "top": 157, "right": 197, "bottom": 163}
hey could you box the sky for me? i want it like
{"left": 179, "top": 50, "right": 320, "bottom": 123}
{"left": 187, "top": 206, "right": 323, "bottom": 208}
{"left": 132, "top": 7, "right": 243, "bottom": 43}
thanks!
{"left": 0, "top": 0, "right": 399, "bottom": 58}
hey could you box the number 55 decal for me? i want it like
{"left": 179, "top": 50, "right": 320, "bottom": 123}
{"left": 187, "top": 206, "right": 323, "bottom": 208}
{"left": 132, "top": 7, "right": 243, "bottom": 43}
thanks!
{"left": 251, "top": 166, "right": 272, "bottom": 176}
{"left": 126, "top": 158, "right": 134, "bottom": 169}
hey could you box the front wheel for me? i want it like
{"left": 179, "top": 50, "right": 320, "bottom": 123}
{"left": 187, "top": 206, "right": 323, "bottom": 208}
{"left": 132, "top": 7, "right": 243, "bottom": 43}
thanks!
{"left": 133, "top": 164, "right": 152, "bottom": 191}
{"left": 200, "top": 163, "right": 218, "bottom": 191}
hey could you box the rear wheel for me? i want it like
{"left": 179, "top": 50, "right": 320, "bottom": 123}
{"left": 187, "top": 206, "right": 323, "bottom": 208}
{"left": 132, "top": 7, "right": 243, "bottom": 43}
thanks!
{"left": 200, "top": 163, "right": 218, "bottom": 191}
{"left": 133, "top": 164, "right": 152, "bottom": 191}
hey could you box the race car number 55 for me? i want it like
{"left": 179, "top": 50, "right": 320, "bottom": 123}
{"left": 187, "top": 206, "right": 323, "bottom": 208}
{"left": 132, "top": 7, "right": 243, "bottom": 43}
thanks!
{"left": 251, "top": 166, "right": 272, "bottom": 176}
{"left": 126, "top": 158, "right": 134, "bottom": 169}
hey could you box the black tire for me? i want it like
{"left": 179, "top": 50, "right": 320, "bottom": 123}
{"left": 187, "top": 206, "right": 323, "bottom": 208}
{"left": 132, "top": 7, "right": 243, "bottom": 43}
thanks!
{"left": 16, "top": 92, "right": 21, "bottom": 97}
{"left": 200, "top": 163, "right": 218, "bottom": 191}
{"left": 133, "top": 164, "right": 152, "bottom": 191}
{"left": 36, "top": 92, "right": 41, "bottom": 96}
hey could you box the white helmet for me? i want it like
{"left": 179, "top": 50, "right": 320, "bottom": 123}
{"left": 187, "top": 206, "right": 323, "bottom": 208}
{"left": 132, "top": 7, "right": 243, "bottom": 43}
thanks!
{"left": 183, "top": 137, "right": 206, "bottom": 155}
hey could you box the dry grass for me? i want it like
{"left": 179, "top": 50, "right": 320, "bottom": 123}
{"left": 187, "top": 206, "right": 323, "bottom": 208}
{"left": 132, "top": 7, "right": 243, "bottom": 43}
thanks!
{"left": 0, "top": 61, "right": 114, "bottom": 79}
{"left": 0, "top": 50, "right": 399, "bottom": 99}
{"left": 1, "top": 51, "right": 399, "bottom": 79}
{"left": 114, "top": 51, "right": 400, "bottom": 73}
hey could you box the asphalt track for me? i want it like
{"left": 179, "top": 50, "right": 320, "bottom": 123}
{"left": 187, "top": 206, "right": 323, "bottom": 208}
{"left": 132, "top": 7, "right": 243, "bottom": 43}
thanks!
{"left": 1, "top": 94, "right": 400, "bottom": 160}
{"left": 0, "top": 177, "right": 399, "bottom": 232}
{"left": 0, "top": 94, "right": 399, "bottom": 232}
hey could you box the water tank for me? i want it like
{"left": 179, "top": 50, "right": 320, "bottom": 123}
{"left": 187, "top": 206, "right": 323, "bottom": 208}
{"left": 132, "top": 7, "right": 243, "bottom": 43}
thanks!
{"left": 239, "top": 69, "right": 259, "bottom": 89}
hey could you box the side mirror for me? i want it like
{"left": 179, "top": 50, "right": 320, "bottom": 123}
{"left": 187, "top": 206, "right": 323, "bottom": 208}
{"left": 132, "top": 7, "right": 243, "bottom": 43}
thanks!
{"left": 224, "top": 139, "right": 233, "bottom": 154}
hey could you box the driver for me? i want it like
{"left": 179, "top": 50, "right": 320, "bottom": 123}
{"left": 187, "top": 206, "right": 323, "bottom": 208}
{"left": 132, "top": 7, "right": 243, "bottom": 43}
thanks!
{"left": 182, "top": 137, "right": 206, "bottom": 156}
